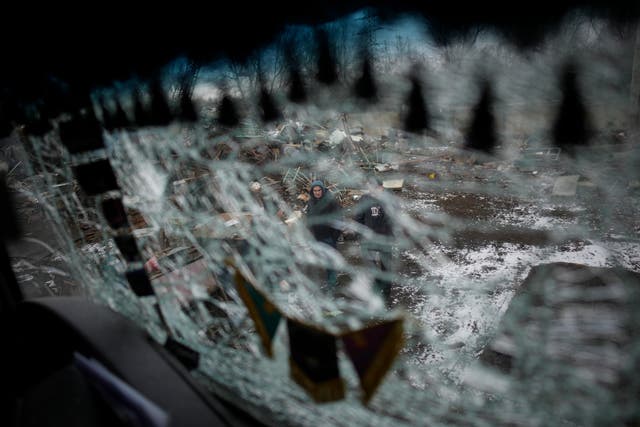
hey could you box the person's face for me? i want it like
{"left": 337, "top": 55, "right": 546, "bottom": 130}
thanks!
{"left": 312, "top": 186, "right": 323, "bottom": 199}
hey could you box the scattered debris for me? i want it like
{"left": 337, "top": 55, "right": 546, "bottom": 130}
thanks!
{"left": 285, "top": 210, "right": 302, "bottom": 225}
{"left": 374, "top": 163, "right": 398, "bottom": 172}
{"left": 383, "top": 179, "right": 404, "bottom": 190}
{"left": 328, "top": 129, "right": 348, "bottom": 147}
{"left": 552, "top": 175, "right": 580, "bottom": 196}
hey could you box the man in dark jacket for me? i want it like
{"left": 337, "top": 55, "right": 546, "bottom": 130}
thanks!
{"left": 306, "top": 180, "right": 342, "bottom": 288}
{"left": 353, "top": 178, "right": 394, "bottom": 306}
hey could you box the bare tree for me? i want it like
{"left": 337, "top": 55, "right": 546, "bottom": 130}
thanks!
{"left": 265, "top": 46, "right": 288, "bottom": 93}
{"left": 226, "top": 60, "right": 249, "bottom": 100}
{"left": 272, "top": 26, "right": 317, "bottom": 92}
{"left": 441, "top": 27, "right": 482, "bottom": 64}
{"left": 631, "top": 22, "right": 640, "bottom": 124}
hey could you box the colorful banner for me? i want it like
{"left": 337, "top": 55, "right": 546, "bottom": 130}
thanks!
{"left": 114, "top": 234, "right": 142, "bottom": 262}
{"left": 234, "top": 268, "right": 282, "bottom": 357}
{"left": 59, "top": 113, "right": 105, "bottom": 154}
{"left": 341, "top": 318, "right": 404, "bottom": 403}
{"left": 229, "top": 258, "right": 404, "bottom": 404}
{"left": 164, "top": 336, "right": 200, "bottom": 371}
{"left": 101, "top": 197, "right": 130, "bottom": 230}
{"left": 72, "top": 159, "right": 119, "bottom": 196}
{"left": 287, "top": 318, "right": 345, "bottom": 403}
{"left": 125, "top": 268, "right": 155, "bottom": 297}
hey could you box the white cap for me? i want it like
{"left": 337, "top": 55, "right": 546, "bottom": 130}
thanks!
{"left": 250, "top": 181, "right": 262, "bottom": 193}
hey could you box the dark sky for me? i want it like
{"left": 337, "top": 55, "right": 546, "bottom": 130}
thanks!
{"left": 0, "top": 1, "right": 637, "bottom": 98}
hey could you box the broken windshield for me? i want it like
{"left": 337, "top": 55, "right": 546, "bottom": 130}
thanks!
{"left": 4, "top": 9, "right": 640, "bottom": 427}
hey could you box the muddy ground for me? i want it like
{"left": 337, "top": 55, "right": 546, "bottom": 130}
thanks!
{"left": 5, "top": 133, "right": 640, "bottom": 355}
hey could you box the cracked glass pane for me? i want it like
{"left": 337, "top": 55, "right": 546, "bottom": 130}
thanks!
{"left": 4, "top": 9, "right": 640, "bottom": 427}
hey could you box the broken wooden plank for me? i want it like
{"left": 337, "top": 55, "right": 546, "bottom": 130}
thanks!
{"left": 383, "top": 179, "right": 404, "bottom": 190}
{"left": 552, "top": 175, "right": 579, "bottom": 197}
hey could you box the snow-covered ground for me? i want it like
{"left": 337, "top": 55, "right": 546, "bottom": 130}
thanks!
{"left": 395, "top": 184, "right": 640, "bottom": 370}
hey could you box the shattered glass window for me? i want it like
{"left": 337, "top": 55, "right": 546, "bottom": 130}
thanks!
{"left": 4, "top": 9, "right": 640, "bottom": 427}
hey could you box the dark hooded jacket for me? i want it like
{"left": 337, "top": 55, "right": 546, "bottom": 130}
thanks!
{"left": 353, "top": 193, "right": 392, "bottom": 237}
{"left": 306, "top": 180, "right": 342, "bottom": 243}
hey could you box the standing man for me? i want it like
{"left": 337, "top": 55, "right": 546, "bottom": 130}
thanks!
{"left": 353, "top": 178, "right": 394, "bottom": 306}
{"left": 306, "top": 180, "right": 342, "bottom": 289}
